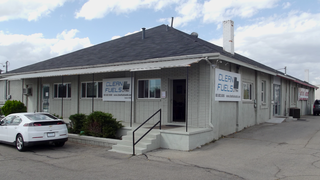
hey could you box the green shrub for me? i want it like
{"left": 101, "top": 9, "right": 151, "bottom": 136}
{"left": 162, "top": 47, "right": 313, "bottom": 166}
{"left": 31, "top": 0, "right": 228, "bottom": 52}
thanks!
{"left": 83, "top": 111, "right": 123, "bottom": 138}
{"left": 1, "top": 100, "right": 27, "bottom": 116}
{"left": 52, "top": 113, "right": 63, "bottom": 119}
{"left": 69, "top": 113, "right": 87, "bottom": 133}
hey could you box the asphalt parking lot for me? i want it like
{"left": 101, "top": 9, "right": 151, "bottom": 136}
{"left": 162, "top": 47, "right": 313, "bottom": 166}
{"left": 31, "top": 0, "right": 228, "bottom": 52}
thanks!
{"left": 147, "top": 115, "right": 320, "bottom": 180}
{"left": 0, "top": 139, "right": 240, "bottom": 180}
{"left": 1, "top": 115, "right": 320, "bottom": 180}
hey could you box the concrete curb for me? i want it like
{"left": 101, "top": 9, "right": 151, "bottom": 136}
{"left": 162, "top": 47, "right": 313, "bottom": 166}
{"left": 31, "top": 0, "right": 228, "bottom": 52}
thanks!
{"left": 68, "top": 133, "right": 121, "bottom": 147}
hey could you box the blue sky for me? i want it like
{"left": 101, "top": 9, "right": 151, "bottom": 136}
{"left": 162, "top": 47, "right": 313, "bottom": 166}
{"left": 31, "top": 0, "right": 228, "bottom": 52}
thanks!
{"left": 1, "top": 0, "right": 320, "bottom": 85}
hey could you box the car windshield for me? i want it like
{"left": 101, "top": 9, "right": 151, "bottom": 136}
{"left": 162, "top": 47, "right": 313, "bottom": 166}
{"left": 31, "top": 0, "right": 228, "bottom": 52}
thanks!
{"left": 25, "top": 114, "right": 58, "bottom": 121}
{"left": 315, "top": 100, "right": 320, "bottom": 105}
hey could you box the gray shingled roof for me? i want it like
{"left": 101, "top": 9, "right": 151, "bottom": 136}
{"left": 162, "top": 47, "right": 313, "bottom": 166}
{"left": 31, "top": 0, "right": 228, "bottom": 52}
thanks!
{"left": 9, "top": 24, "right": 278, "bottom": 75}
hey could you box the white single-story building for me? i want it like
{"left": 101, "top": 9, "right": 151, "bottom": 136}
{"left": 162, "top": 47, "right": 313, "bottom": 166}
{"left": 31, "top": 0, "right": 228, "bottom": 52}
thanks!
{"left": 315, "top": 85, "right": 320, "bottom": 100}
{"left": 0, "top": 21, "right": 318, "bottom": 154}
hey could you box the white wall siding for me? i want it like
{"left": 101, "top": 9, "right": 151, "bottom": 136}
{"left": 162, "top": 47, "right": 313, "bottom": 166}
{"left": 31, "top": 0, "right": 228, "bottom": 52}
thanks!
{"left": 23, "top": 79, "right": 39, "bottom": 112}
{"left": 8, "top": 80, "right": 23, "bottom": 102}
{"left": 197, "top": 61, "right": 210, "bottom": 128}
{"left": 0, "top": 81, "right": 6, "bottom": 105}
{"left": 257, "top": 72, "right": 271, "bottom": 124}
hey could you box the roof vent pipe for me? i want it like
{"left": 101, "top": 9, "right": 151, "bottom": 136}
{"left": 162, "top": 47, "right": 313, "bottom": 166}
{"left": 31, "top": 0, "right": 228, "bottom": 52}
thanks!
{"left": 142, "top": 28, "right": 146, "bottom": 39}
{"left": 171, "top": 17, "right": 174, "bottom": 27}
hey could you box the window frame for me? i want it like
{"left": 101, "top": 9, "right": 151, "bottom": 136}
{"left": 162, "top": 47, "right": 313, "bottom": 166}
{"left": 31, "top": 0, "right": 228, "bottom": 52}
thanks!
{"left": 137, "top": 79, "right": 161, "bottom": 99}
{"left": 53, "top": 83, "right": 71, "bottom": 99}
{"left": 81, "top": 81, "right": 103, "bottom": 99}
{"left": 243, "top": 82, "right": 253, "bottom": 101}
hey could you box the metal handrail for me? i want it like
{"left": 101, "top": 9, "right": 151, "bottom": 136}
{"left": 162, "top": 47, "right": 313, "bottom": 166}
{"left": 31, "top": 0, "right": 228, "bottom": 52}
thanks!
{"left": 133, "top": 109, "right": 161, "bottom": 155}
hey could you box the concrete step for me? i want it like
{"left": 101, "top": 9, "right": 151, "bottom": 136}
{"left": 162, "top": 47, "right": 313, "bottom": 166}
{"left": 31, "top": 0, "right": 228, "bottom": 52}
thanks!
{"left": 110, "top": 144, "right": 146, "bottom": 155}
{"left": 110, "top": 129, "right": 161, "bottom": 155}
{"left": 122, "top": 135, "right": 158, "bottom": 143}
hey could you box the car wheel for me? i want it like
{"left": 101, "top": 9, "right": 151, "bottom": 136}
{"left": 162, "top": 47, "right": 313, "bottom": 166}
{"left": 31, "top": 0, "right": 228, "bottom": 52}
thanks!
{"left": 54, "top": 142, "right": 65, "bottom": 147}
{"left": 16, "top": 134, "right": 25, "bottom": 152}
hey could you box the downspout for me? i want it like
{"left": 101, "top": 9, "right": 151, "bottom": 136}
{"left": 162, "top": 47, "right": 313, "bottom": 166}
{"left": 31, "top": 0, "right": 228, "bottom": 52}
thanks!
{"left": 77, "top": 75, "right": 80, "bottom": 114}
{"left": 186, "top": 66, "right": 189, "bottom": 132}
{"left": 285, "top": 80, "right": 287, "bottom": 116}
{"left": 254, "top": 71, "right": 258, "bottom": 124}
{"left": 61, "top": 76, "right": 64, "bottom": 118}
{"left": 204, "top": 58, "right": 214, "bottom": 129}
{"left": 37, "top": 78, "right": 40, "bottom": 112}
{"left": 92, "top": 73, "right": 94, "bottom": 113}
{"left": 130, "top": 72, "right": 133, "bottom": 127}
{"left": 4, "top": 81, "right": 7, "bottom": 102}
{"left": 22, "top": 79, "right": 24, "bottom": 103}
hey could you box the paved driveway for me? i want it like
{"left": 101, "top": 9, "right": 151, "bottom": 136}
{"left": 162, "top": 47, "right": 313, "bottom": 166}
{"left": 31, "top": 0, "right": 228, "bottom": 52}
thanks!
{"left": 0, "top": 138, "right": 240, "bottom": 179}
{"left": 147, "top": 115, "right": 320, "bottom": 180}
{"left": 1, "top": 115, "right": 319, "bottom": 180}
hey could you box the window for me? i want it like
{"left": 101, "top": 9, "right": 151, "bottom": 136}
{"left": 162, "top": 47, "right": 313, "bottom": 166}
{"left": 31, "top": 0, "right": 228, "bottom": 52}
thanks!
{"left": 25, "top": 114, "right": 58, "bottom": 120}
{"left": 0, "top": 116, "right": 15, "bottom": 125}
{"left": 11, "top": 116, "right": 22, "bottom": 125}
{"left": 138, "top": 79, "right": 161, "bottom": 98}
{"left": 54, "top": 83, "right": 71, "bottom": 98}
{"left": 81, "top": 82, "right": 102, "bottom": 98}
{"left": 243, "top": 82, "right": 253, "bottom": 100}
{"left": 261, "top": 81, "right": 266, "bottom": 103}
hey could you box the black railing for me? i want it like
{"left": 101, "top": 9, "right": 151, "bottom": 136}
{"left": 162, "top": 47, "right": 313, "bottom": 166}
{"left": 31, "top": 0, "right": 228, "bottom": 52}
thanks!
{"left": 133, "top": 109, "right": 161, "bottom": 155}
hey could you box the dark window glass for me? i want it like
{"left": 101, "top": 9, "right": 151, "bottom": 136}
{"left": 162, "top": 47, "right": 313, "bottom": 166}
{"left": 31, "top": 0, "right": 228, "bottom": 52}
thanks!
{"left": 54, "top": 84, "right": 58, "bottom": 98}
{"left": 138, "top": 80, "right": 161, "bottom": 98}
{"left": 98, "top": 82, "right": 102, "bottom": 98}
{"left": 54, "top": 83, "right": 71, "bottom": 98}
{"left": 82, "top": 83, "right": 86, "bottom": 98}
{"left": 138, "top": 80, "right": 148, "bottom": 98}
{"left": 87, "top": 82, "right": 96, "bottom": 98}
{"left": 68, "top": 84, "right": 71, "bottom": 98}
{"left": 58, "top": 84, "right": 66, "bottom": 98}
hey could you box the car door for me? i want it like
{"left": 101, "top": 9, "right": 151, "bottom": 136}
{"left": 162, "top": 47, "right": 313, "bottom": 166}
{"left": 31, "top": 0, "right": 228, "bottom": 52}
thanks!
{"left": 0, "top": 116, "right": 15, "bottom": 142}
{"left": 1, "top": 115, "right": 16, "bottom": 142}
{"left": 6, "top": 116, "right": 22, "bottom": 143}
{"left": 0, "top": 118, "right": 7, "bottom": 141}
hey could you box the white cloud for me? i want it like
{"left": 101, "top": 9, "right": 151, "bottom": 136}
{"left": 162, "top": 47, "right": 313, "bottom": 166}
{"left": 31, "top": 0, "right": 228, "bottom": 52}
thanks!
{"left": 202, "top": 0, "right": 279, "bottom": 24}
{"left": 172, "top": 0, "right": 203, "bottom": 27}
{"left": 75, "top": 0, "right": 180, "bottom": 20}
{"left": 0, "top": 0, "right": 67, "bottom": 21}
{"left": 282, "top": 2, "right": 291, "bottom": 9}
{"left": 77, "top": 0, "right": 280, "bottom": 28}
{"left": 0, "top": 30, "right": 92, "bottom": 72}
{"left": 110, "top": 30, "right": 140, "bottom": 40}
{"left": 210, "top": 11, "right": 320, "bottom": 84}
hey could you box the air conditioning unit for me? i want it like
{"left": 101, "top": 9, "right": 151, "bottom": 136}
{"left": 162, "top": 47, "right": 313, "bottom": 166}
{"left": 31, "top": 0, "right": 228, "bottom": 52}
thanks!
{"left": 23, "top": 88, "right": 32, "bottom": 96}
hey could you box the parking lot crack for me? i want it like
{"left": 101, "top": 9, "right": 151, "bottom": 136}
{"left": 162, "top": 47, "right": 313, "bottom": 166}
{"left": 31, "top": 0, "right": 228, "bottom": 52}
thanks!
{"left": 273, "top": 163, "right": 283, "bottom": 179}
{"left": 29, "top": 151, "right": 76, "bottom": 160}
{"left": 311, "top": 159, "right": 320, "bottom": 169}
{"left": 147, "top": 154, "right": 246, "bottom": 180}
{"left": 304, "top": 129, "right": 320, "bottom": 148}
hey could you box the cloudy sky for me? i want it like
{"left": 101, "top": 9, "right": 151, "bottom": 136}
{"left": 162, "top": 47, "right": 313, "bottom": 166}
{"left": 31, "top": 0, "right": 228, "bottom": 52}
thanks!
{"left": 0, "top": 0, "right": 320, "bottom": 85}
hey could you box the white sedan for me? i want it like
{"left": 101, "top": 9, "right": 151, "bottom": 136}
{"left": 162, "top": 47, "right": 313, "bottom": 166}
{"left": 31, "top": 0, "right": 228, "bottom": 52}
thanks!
{"left": 0, "top": 112, "right": 68, "bottom": 151}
